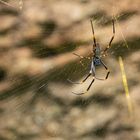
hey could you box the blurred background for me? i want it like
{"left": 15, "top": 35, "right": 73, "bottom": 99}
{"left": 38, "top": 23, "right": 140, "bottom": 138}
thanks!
{"left": 0, "top": 0, "right": 140, "bottom": 140}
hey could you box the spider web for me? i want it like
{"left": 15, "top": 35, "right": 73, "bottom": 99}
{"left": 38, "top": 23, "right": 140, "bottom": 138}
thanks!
{"left": 0, "top": 0, "right": 23, "bottom": 10}
{"left": 0, "top": 1, "right": 140, "bottom": 140}
{"left": 0, "top": 0, "right": 138, "bottom": 115}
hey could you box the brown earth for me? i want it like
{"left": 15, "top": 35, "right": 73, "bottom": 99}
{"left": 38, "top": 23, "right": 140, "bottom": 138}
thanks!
{"left": 0, "top": 0, "right": 140, "bottom": 140}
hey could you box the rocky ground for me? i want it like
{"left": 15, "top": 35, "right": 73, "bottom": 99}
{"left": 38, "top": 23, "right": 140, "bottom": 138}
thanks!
{"left": 0, "top": 0, "right": 140, "bottom": 140}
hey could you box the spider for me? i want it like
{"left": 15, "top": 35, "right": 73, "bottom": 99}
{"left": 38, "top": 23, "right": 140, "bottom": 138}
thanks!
{"left": 68, "top": 19, "right": 115, "bottom": 95}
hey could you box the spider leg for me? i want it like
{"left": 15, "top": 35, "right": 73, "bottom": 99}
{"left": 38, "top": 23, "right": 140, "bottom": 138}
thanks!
{"left": 87, "top": 78, "right": 95, "bottom": 91}
{"left": 73, "top": 53, "right": 84, "bottom": 59}
{"left": 100, "top": 60, "right": 110, "bottom": 79}
{"left": 67, "top": 73, "right": 91, "bottom": 84}
{"left": 82, "top": 73, "right": 91, "bottom": 82}
{"left": 73, "top": 53, "right": 91, "bottom": 67}
{"left": 72, "top": 77, "right": 95, "bottom": 95}
{"left": 103, "top": 19, "right": 115, "bottom": 54}
{"left": 73, "top": 53, "right": 91, "bottom": 60}
{"left": 90, "top": 19, "right": 97, "bottom": 50}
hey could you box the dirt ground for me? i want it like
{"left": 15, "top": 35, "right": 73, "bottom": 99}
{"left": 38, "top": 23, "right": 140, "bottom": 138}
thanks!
{"left": 0, "top": 0, "right": 140, "bottom": 140}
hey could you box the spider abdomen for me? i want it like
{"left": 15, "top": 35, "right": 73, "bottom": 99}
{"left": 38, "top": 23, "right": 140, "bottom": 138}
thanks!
{"left": 93, "top": 58, "right": 101, "bottom": 66}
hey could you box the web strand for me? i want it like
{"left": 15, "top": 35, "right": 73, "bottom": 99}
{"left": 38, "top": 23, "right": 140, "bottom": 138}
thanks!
{"left": 0, "top": 0, "right": 23, "bottom": 10}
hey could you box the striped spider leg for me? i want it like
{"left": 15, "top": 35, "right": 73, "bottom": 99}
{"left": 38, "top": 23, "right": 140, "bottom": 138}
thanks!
{"left": 68, "top": 19, "right": 115, "bottom": 95}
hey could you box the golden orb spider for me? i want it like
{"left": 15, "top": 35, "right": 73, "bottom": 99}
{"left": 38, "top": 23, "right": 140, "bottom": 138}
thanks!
{"left": 68, "top": 19, "right": 115, "bottom": 95}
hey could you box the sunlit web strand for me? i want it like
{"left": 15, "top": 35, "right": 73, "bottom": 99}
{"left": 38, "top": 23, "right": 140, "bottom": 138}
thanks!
{"left": 112, "top": 1, "right": 133, "bottom": 116}
{"left": 114, "top": 15, "right": 129, "bottom": 48}
{"left": 0, "top": 0, "right": 23, "bottom": 10}
{"left": 112, "top": 0, "right": 129, "bottom": 49}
